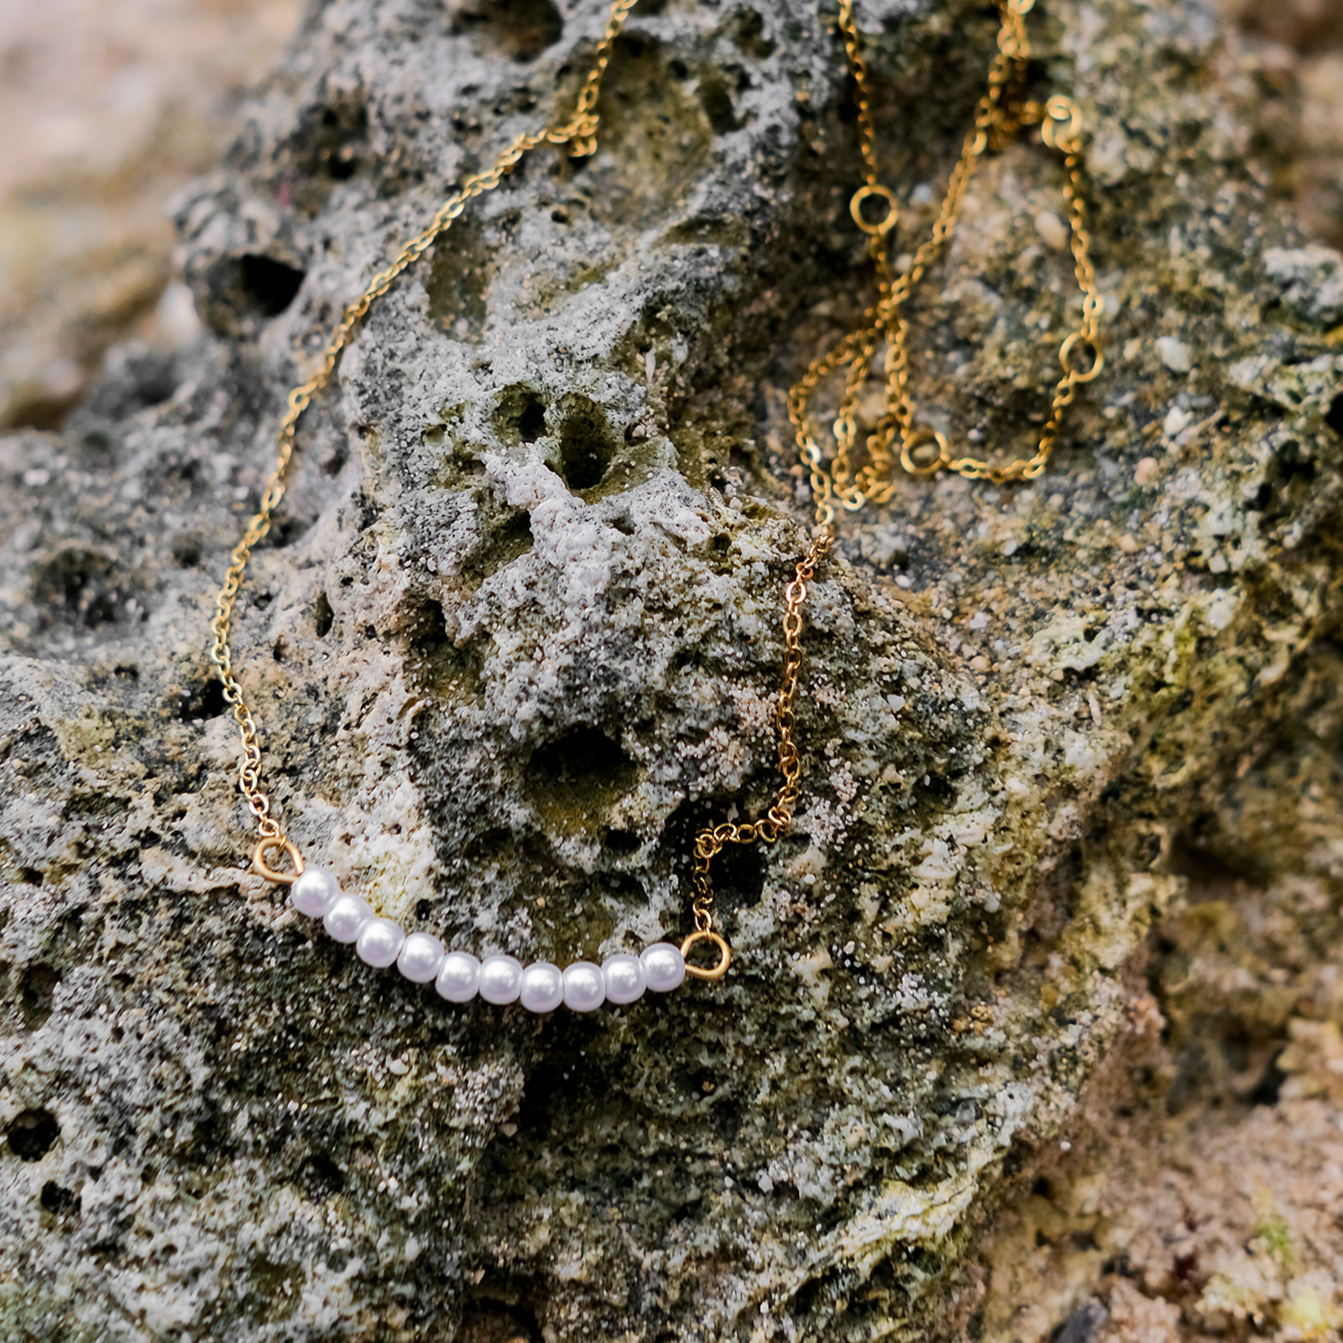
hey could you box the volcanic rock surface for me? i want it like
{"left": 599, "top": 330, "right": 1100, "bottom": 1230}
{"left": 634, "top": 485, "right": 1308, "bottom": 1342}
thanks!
{"left": 2, "top": 0, "right": 1342, "bottom": 1339}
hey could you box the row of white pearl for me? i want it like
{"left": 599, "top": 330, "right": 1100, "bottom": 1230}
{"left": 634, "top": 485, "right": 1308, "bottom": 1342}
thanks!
{"left": 288, "top": 867, "right": 688, "bottom": 1011}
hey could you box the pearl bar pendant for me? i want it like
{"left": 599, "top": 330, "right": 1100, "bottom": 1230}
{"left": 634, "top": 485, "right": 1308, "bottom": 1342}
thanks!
{"left": 289, "top": 868, "right": 691, "bottom": 1011}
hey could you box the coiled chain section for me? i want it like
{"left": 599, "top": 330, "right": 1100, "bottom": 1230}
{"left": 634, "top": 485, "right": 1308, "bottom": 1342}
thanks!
{"left": 789, "top": 0, "right": 1104, "bottom": 511}
{"left": 693, "top": 0, "right": 1104, "bottom": 966}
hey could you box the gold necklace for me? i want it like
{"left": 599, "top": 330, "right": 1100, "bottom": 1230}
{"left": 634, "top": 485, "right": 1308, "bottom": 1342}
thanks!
{"left": 208, "top": 0, "right": 1102, "bottom": 1011}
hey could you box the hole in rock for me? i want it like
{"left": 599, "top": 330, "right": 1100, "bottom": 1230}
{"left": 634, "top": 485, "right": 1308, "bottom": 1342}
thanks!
{"left": 307, "top": 99, "right": 368, "bottom": 180}
{"left": 711, "top": 838, "right": 767, "bottom": 905}
{"left": 40, "top": 1181, "right": 78, "bottom": 1217}
{"left": 729, "top": 7, "right": 776, "bottom": 57}
{"left": 698, "top": 71, "right": 739, "bottom": 134}
{"left": 1326, "top": 392, "right": 1343, "bottom": 436}
{"left": 459, "top": 1297, "right": 543, "bottom": 1342}
{"left": 237, "top": 255, "right": 306, "bottom": 318}
{"left": 1248, "top": 1050, "right": 1286, "bottom": 1107}
{"left": 605, "top": 828, "right": 640, "bottom": 855}
{"left": 408, "top": 598, "right": 452, "bottom": 660}
{"left": 1275, "top": 437, "right": 1317, "bottom": 485}
{"left": 32, "top": 549, "right": 130, "bottom": 629}
{"left": 297, "top": 1152, "right": 346, "bottom": 1199}
{"left": 517, "top": 397, "right": 546, "bottom": 442}
{"left": 451, "top": 0, "right": 563, "bottom": 62}
{"left": 20, "top": 963, "right": 59, "bottom": 1030}
{"left": 554, "top": 395, "right": 617, "bottom": 492}
{"left": 314, "top": 590, "right": 335, "bottom": 638}
{"left": 408, "top": 606, "right": 488, "bottom": 702}
{"left": 177, "top": 677, "right": 228, "bottom": 722}
{"left": 7, "top": 1108, "right": 59, "bottom": 1161}
{"left": 269, "top": 514, "right": 314, "bottom": 549}
{"left": 122, "top": 348, "right": 180, "bottom": 411}
{"left": 492, "top": 384, "right": 547, "bottom": 444}
{"left": 172, "top": 536, "right": 202, "bottom": 568}
{"left": 528, "top": 725, "right": 637, "bottom": 829}
{"left": 531, "top": 726, "right": 634, "bottom": 789}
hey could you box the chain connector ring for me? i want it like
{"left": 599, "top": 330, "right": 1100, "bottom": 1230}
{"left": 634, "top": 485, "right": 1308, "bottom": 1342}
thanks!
{"left": 900, "top": 426, "right": 951, "bottom": 477}
{"left": 681, "top": 930, "right": 732, "bottom": 981}
{"left": 252, "top": 837, "right": 304, "bottom": 885}
{"left": 1059, "top": 333, "right": 1104, "bottom": 382}
{"left": 850, "top": 184, "right": 899, "bottom": 236}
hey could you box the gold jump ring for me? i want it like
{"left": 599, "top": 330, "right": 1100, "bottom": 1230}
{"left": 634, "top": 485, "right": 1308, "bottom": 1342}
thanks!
{"left": 1059, "top": 333, "right": 1103, "bottom": 382}
{"left": 900, "top": 426, "right": 951, "bottom": 477}
{"left": 681, "top": 930, "right": 732, "bottom": 981}
{"left": 252, "top": 837, "right": 304, "bottom": 885}
{"left": 850, "top": 184, "right": 899, "bottom": 236}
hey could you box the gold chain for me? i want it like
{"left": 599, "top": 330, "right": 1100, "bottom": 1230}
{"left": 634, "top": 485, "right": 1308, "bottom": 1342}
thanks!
{"left": 686, "top": 532, "right": 830, "bottom": 960}
{"left": 687, "top": 0, "right": 1103, "bottom": 965}
{"left": 210, "top": 0, "right": 1100, "bottom": 983}
{"left": 210, "top": 0, "right": 637, "bottom": 856}
{"left": 791, "top": 0, "right": 1103, "bottom": 516}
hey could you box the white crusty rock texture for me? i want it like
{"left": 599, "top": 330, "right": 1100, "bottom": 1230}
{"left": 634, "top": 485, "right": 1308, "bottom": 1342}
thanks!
{"left": 2, "top": 0, "right": 1343, "bottom": 1340}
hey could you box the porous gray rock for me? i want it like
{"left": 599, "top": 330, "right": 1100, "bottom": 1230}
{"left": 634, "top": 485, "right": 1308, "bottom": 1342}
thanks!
{"left": 2, "top": 0, "right": 1342, "bottom": 1340}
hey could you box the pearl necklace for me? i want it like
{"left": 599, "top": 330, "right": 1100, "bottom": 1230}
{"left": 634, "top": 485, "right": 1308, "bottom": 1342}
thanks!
{"left": 211, "top": 0, "right": 1100, "bottom": 1007}
{"left": 214, "top": 0, "right": 806, "bottom": 1000}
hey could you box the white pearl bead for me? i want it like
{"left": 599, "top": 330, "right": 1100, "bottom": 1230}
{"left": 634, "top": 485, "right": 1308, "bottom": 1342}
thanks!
{"left": 436, "top": 951, "right": 481, "bottom": 1003}
{"left": 519, "top": 962, "right": 564, "bottom": 1013}
{"left": 563, "top": 961, "right": 606, "bottom": 1012}
{"left": 397, "top": 933, "right": 445, "bottom": 984}
{"left": 290, "top": 867, "right": 341, "bottom": 918}
{"left": 602, "top": 953, "right": 646, "bottom": 1005}
{"left": 356, "top": 917, "right": 405, "bottom": 968}
{"left": 323, "top": 894, "right": 374, "bottom": 944}
{"left": 641, "top": 942, "right": 686, "bottom": 992}
{"left": 478, "top": 954, "right": 524, "bottom": 1005}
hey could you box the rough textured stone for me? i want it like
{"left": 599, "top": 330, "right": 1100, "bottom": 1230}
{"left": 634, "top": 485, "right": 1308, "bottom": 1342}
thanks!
{"left": 2, "top": 0, "right": 1343, "bottom": 1340}
{"left": 0, "top": 0, "right": 306, "bottom": 430}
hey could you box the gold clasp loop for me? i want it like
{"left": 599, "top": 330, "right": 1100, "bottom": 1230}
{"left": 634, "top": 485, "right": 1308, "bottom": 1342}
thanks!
{"left": 252, "top": 836, "right": 304, "bottom": 885}
{"left": 1059, "top": 333, "right": 1104, "bottom": 382}
{"left": 850, "top": 184, "right": 899, "bottom": 237}
{"left": 681, "top": 930, "right": 732, "bottom": 981}
{"left": 900, "top": 426, "right": 951, "bottom": 477}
